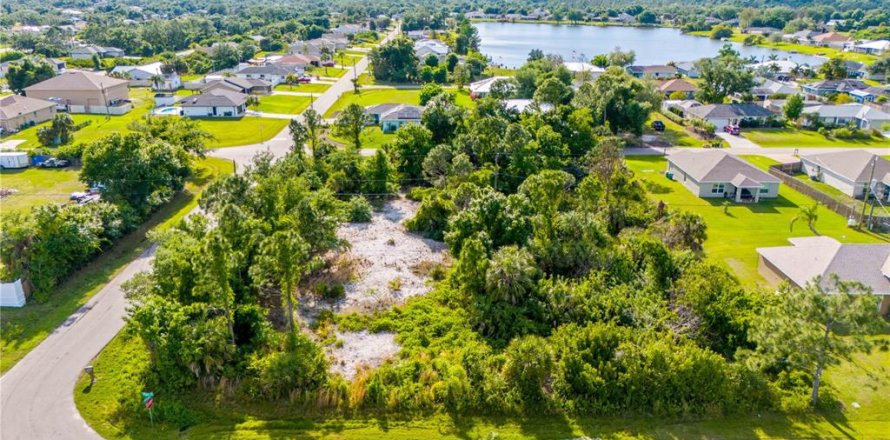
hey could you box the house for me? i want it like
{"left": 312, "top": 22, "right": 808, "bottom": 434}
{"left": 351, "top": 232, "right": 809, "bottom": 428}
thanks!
{"left": 762, "top": 98, "right": 820, "bottom": 113}
{"left": 365, "top": 104, "right": 424, "bottom": 133}
{"left": 743, "top": 27, "right": 782, "bottom": 36}
{"left": 675, "top": 61, "right": 700, "bottom": 79}
{"left": 749, "top": 79, "right": 800, "bottom": 100}
{"left": 235, "top": 64, "right": 297, "bottom": 85}
{"left": 0, "top": 57, "right": 65, "bottom": 79}
{"left": 332, "top": 24, "right": 368, "bottom": 35}
{"left": 685, "top": 103, "right": 776, "bottom": 130}
{"left": 849, "top": 86, "right": 890, "bottom": 103}
{"left": 154, "top": 93, "right": 176, "bottom": 107}
{"left": 414, "top": 39, "right": 449, "bottom": 63}
{"left": 610, "top": 13, "right": 636, "bottom": 24}
{"left": 666, "top": 150, "right": 781, "bottom": 202}
{"left": 406, "top": 30, "right": 430, "bottom": 40}
{"left": 625, "top": 65, "right": 677, "bottom": 79}
{"left": 800, "top": 150, "right": 890, "bottom": 200}
{"left": 854, "top": 40, "right": 890, "bottom": 55}
{"left": 274, "top": 54, "right": 320, "bottom": 69}
{"left": 0, "top": 95, "right": 56, "bottom": 132}
{"left": 504, "top": 99, "right": 553, "bottom": 113}
{"left": 564, "top": 62, "right": 605, "bottom": 80}
{"left": 180, "top": 88, "right": 248, "bottom": 118}
{"left": 24, "top": 71, "right": 131, "bottom": 115}
{"left": 657, "top": 78, "right": 697, "bottom": 98}
{"left": 662, "top": 99, "right": 702, "bottom": 116}
{"left": 801, "top": 104, "right": 890, "bottom": 130}
{"left": 469, "top": 76, "right": 512, "bottom": 98}
{"left": 290, "top": 38, "right": 343, "bottom": 57}
{"left": 811, "top": 32, "right": 853, "bottom": 49}
{"left": 801, "top": 79, "right": 868, "bottom": 97}
{"left": 110, "top": 62, "right": 181, "bottom": 90}
{"left": 785, "top": 29, "right": 821, "bottom": 44}
{"left": 749, "top": 60, "right": 800, "bottom": 77}
{"left": 201, "top": 77, "right": 272, "bottom": 95}
{"left": 757, "top": 237, "right": 890, "bottom": 315}
{"left": 70, "top": 46, "right": 125, "bottom": 60}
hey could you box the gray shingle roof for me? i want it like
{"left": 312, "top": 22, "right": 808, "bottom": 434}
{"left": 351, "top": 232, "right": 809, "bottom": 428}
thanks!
{"left": 668, "top": 150, "right": 780, "bottom": 184}
{"left": 801, "top": 150, "right": 890, "bottom": 183}
{"left": 180, "top": 88, "right": 247, "bottom": 107}
{"left": 686, "top": 103, "right": 775, "bottom": 119}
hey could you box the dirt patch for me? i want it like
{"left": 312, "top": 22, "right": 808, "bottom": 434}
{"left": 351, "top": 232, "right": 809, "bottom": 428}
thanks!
{"left": 327, "top": 330, "right": 399, "bottom": 380}
{"left": 335, "top": 197, "right": 447, "bottom": 312}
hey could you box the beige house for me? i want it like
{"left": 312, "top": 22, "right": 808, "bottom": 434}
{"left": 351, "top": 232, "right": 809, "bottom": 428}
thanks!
{"left": 0, "top": 95, "right": 56, "bottom": 132}
{"left": 667, "top": 150, "right": 781, "bottom": 203}
{"left": 24, "top": 72, "right": 131, "bottom": 115}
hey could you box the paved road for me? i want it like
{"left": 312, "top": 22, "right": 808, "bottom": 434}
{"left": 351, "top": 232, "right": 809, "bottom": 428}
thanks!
{"left": 0, "top": 28, "right": 400, "bottom": 440}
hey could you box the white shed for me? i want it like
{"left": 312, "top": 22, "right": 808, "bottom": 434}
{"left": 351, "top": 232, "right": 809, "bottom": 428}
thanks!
{"left": 0, "top": 151, "right": 29, "bottom": 169}
{"left": 0, "top": 279, "right": 27, "bottom": 307}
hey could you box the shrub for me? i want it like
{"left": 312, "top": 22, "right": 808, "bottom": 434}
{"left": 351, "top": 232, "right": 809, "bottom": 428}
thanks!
{"left": 346, "top": 196, "right": 373, "bottom": 222}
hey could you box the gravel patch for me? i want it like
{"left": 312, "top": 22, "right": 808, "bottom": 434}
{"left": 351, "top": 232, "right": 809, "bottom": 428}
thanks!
{"left": 328, "top": 330, "right": 399, "bottom": 380}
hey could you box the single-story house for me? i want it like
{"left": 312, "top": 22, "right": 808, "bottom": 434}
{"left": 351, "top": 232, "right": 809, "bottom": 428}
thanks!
{"left": 365, "top": 104, "right": 424, "bottom": 133}
{"left": 180, "top": 89, "right": 248, "bottom": 118}
{"left": 110, "top": 62, "right": 181, "bottom": 90}
{"left": 749, "top": 79, "right": 800, "bottom": 100}
{"left": 504, "top": 99, "right": 553, "bottom": 113}
{"left": 757, "top": 237, "right": 890, "bottom": 315}
{"left": 849, "top": 86, "right": 890, "bottom": 103}
{"left": 0, "top": 57, "right": 65, "bottom": 79}
{"left": 235, "top": 64, "right": 295, "bottom": 86}
{"left": 331, "top": 24, "right": 368, "bottom": 35}
{"left": 610, "top": 13, "right": 636, "bottom": 24}
{"left": 811, "top": 32, "right": 853, "bottom": 49}
{"left": 666, "top": 150, "right": 781, "bottom": 202}
{"left": 749, "top": 60, "right": 800, "bottom": 77}
{"left": 564, "top": 62, "right": 605, "bottom": 80}
{"left": 406, "top": 30, "right": 430, "bottom": 40}
{"left": 685, "top": 103, "right": 776, "bottom": 130}
{"left": 854, "top": 40, "right": 890, "bottom": 55}
{"left": 70, "top": 45, "right": 125, "bottom": 59}
{"left": 801, "top": 104, "right": 890, "bottom": 130}
{"left": 657, "top": 78, "right": 697, "bottom": 98}
{"left": 784, "top": 30, "right": 821, "bottom": 44}
{"left": 273, "top": 54, "right": 320, "bottom": 68}
{"left": 0, "top": 94, "right": 57, "bottom": 132}
{"left": 154, "top": 93, "right": 176, "bottom": 107}
{"left": 762, "top": 98, "right": 820, "bottom": 113}
{"left": 743, "top": 27, "right": 782, "bottom": 36}
{"left": 201, "top": 78, "right": 273, "bottom": 95}
{"left": 414, "top": 39, "right": 449, "bottom": 63}
{"left": 469, "top": 76, "right": 513, "bottom": 98}
{"left": 675, "top": 61, "right": 700, "bottom": 78}
{"left": 801, "top": 79, "right": 868, "bottom": 97}
{"left": 662, "top": 99, "right": 702, "bottom": 116}
{"left": 626, "top": 65, "right": 678, "bottom": 79}
{"left": 290, "top": 38, "right": 344, "bottom": 57}
{"left": 24, "top": 71, "right": 131, "bottom": 115}
{"left": 800, "top": 150, "right": 890, "bottom": 201}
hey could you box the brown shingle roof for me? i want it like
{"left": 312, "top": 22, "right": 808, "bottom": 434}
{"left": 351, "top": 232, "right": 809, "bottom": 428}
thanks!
{"left": 0, "top": 95, "right": 55, "bottom": 119}
{"left": 24, "top": 71, "right": 128, "bottom": 92}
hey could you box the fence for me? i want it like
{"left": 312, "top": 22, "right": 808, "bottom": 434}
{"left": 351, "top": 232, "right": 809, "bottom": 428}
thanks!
{"left": 768, "top": 163, "right": 890, "bottom": 231}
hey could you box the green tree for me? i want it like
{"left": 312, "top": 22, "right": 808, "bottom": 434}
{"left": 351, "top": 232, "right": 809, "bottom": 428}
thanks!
{"left": 695, "top": 52, "right": 755, "bottom": 104}
{"left": 607, "top": 47, "right": 635, "bottom": 67}
{"left": 385, "top": 124, "right": 433, "bottom": 179}
{"left": 252, "top": 227, "right": 311, "bottom": 333}
{"left": 783, "top": 94, "right": 805, "bottom": 122}
{"left": 573, "top": 67, "right": 658, "bottom": 135}
{"left": 710, "top": 25, "right": 734, "bottom": 39}
{"left": 533, "top": 77, "right": 572, "bottom": 106}
{"left": 819, "top": 57, "right": 847, "bottom": 80}
{"left": 419, "top": 82, "right": 445, "bottom": 105}
{"left": 5, "top": 58, "right": 56, "bottom": 92}
{"left": 591, "top": 54, "right": 609, "bottom": 68}
{"left": 37, "top": 114, "right": 76, "bottom": 146}
{"left": 302, "top": 108, "right": 327, "bottom": 159}
{"left": 363, "top": 149, "right": 396, "bottom": 194}
{"left": 130, "top": 115, "right": 212, "bottom": 156}
{"left": 749, "top": 276, "right": 882, "bottom": 406}
{"left": 334, "top": 103, "right": 366, "bottom": 150}
{"left": 369, "top": 37, "right": 418, "bottom": 82}
{"left": 790, "top": 203, "right": 820, "bottom": 235}
{"left": 288, "top": 118, "right": 308, "bottom": 154}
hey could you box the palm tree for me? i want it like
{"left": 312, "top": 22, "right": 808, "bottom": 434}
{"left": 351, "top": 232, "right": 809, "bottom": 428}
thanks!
{"left": 149, "top": 74, "right": 164, "bottom": 91}
{"left": 790, "top": 203, "right": 820, "bottom": 235}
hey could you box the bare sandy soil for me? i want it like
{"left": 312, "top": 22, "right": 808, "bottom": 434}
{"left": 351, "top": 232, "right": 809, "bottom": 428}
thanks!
{"left": 317, "top": 197, "right": 447, "bottom": 380}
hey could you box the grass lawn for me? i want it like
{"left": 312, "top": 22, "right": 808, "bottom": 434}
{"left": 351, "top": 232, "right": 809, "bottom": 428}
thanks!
{"left": 328, "top": 126, "right": 395, "bottom": 150}
{"left": 274, "top": 82, "right": 332, "bottom": 93}
{"left": 312, "top": 66, "right": 350, "bottom": 78}
{"left": 179, "top": 74, "right": 203, "bottom": 81}
{"left": 744, "top": 128, "right": 890, "bottom": 148}
{"left": 75, "top": 329, "right": 890, "bottom": 439}
{"left": 0, "top": 166, "right": 86, "bottom": 216}
{"left": 325, "top": 88, "right": 474, "bottom": 117}
{"left": 0, "top": 157, "right": 233, "bottom": 374}
{"left": 197, "top": 117, "right": 289, "bottom": 148}
{"left": 686, "top": 31, "right": 877, "bottom": 64}
{"left": 625, "top": 155, "right": 889, "bottom": 285}
{"left": 249, "top": 94, "right": 311, "bottom": 115}
{"left": 644, "top": 113, "right": 709, "bottom": 148}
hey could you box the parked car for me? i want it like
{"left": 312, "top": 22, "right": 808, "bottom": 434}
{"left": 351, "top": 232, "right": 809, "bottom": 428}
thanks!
{"left": 723, "top": 124, "right": 740, "bottom": 135}
{"left": 651, "top": 120, "right": 666, "bottom": 132}
{"left": 39, "top": 158, "right": 70, "bottom": 168}
{"left": 321, "top": 60, "right": 336, "bottom": 67}
{"left": 298, "top": 76, "right": 312, "bottom": 83}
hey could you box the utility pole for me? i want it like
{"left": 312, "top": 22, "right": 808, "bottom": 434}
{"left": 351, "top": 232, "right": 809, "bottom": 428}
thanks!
{"left": 858, "top": 155, "right": 877, "bottom": 229}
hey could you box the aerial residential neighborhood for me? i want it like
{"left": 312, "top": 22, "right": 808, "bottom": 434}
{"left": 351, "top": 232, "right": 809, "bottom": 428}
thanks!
{"left": 1, "top": 0, "right": 889, "bottom": 439}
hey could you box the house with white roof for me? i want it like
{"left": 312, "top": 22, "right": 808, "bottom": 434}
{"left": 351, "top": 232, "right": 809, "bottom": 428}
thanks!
{"left": 748, "top": 78, "right": 800, "bottom": 100}
{"left": 469, "top": 76, "right": 513, "bottom": 98}
{"left": 757, "top": 237, "right": 890, "bottom": 315}
{"left": 70, "top": 46, "right": 125, "bottom": 60}
{"left": 666, "top": 150, "right": 781, "bottom": 202}
{"left": 800, "top": 150, "right": 890, "bottom": 201}
{"left": 854, "top": 40, "right": 890, "bottom": 55}
{"left": 564, "top": 62, "right": 605, "bottom": 80}
{"left": 414, "top": 39, "right": 449, "bottom": 63}
{"left": 111, "top": 62, "right": 181, "bottom": 90}
{"left": 235, "top": 64, "right": 296, "bottom": 86}
{"left": 801, "top": 104, "right": 890, "bottom": 130}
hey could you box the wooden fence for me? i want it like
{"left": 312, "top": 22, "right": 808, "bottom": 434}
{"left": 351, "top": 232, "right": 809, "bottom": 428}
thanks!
{"left": 768, "top": 163, "right": 890, "bottom": 231}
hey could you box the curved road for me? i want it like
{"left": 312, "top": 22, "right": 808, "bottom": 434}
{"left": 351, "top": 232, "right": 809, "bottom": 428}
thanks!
{"left": 0, "top": 27, "right": 398, "bottom": 440}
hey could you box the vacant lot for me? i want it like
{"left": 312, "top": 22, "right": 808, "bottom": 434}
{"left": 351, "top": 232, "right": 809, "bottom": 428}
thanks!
{"left": 645, "top": 113, "right": 709, "bottom": 148}
{"left": 251, "top": 94, "right": 311, "bottom": 115}
{"left": 325, "top": 88, "right": 474, "bottom": 117}
{"left": 328, "top": 126, "right": 395, "bottom": 150}
{"left": 744, "top": 128, "right": 890, "bottom": 148}
{"left": 0, "top": 166, "right": 85, "bottom": 216}
{"left": 625, "top": 155, "right": 889, "bottom": 285}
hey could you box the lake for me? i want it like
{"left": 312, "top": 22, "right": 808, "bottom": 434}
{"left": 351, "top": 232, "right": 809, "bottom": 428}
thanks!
{"left": 474, "top": 22, "right": 826, "bottom": 68}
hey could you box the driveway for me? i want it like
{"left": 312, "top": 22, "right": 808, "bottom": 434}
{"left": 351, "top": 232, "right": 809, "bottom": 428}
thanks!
{"left": 716, "top": 132, "right": 764, "bottom": 150}
{"left": 0, "top": 26, "right": 401, "bottom": 440}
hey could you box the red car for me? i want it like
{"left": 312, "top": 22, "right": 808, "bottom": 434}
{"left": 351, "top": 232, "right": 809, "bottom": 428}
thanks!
{"left": 298, "top": 77, "right": 312, "bottom": 84}
{"left": 723, "top": 124, "right": 740, "bottom": 135}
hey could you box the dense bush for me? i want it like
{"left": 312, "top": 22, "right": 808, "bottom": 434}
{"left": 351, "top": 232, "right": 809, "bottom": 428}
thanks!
{"left": 345, "top": 196, "right": 373, "bottom": 222}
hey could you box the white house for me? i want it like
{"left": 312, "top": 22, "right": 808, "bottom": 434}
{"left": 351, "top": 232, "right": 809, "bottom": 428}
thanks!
{"left": 800, "top": 150, "right": 890, "bottom": 201}
{"left": 757, "top": 237, "right": 890, "bottom": 315}
{"left": 469, "top": 76, "right": 513, "bottom": 98}
{"left": 854, "top": 40, "right": 890, "bottom": 55}
{"left": 235, "top": 64, "right": 295, "bottom": 86}
{"left": 564, "top": 62, "right": 605, "bottom": 80}
{"left": 180, "top": 89, "right": 248, "bottom": 118}
{"left": 801, "top": 104, "right": 890, "bottom": 130}
{"left": 70, "top": 46, "right": 125, "bottom": 60}
{"left": 666, "top": 150, "right": 781, "bottom": 202}
{"left": 685, "top": 103, "right": 776, "bottom": 131}
{"left": 414, "top": 39, "right": 449, "bottom": 63}
{"left": 111, "top": 62, "right": 182, "bottom": 90}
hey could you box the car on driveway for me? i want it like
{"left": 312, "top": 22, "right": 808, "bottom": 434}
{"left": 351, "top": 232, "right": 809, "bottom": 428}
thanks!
{"left": 39, "top": 158, "right": 70, "bottom": 168}
{"left": 723, "top": 124, "right": 740, "bottom": 135}
{"left": 651, "top": 120, "right": 666, "bottom": 132}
